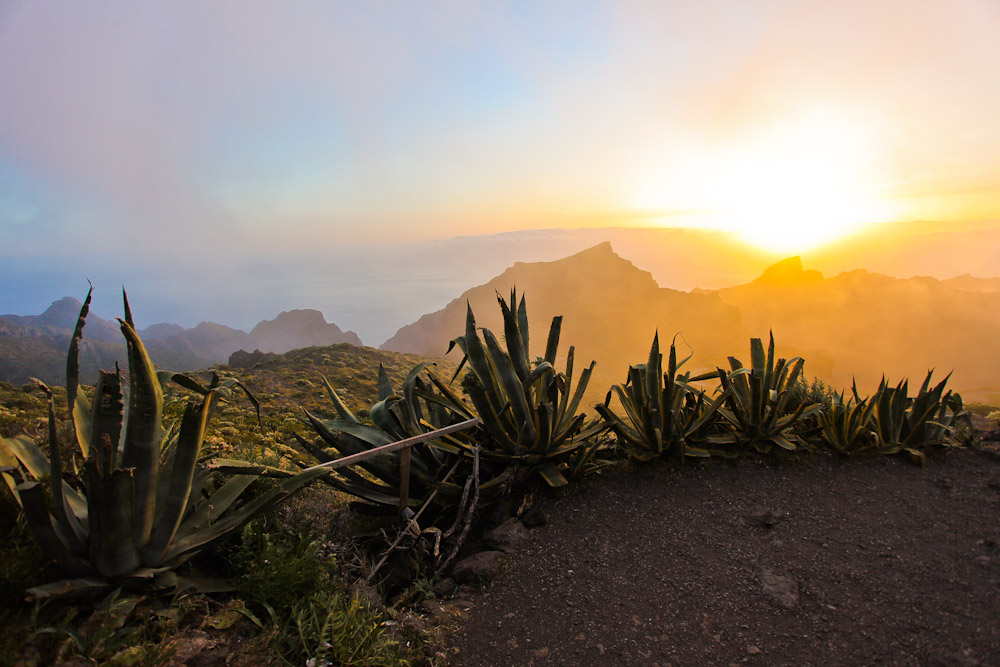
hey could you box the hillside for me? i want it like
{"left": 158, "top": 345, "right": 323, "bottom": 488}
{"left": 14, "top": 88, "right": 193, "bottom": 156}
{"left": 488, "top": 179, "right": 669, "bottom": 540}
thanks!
{"left": 381, "top": 242, "right": 749, "bottom": 402}
{"left": 219, "top": 343, "right": 457, "bottom": 418}
{"left": 713, "top": 257, "right": 1000, "bottom": 402}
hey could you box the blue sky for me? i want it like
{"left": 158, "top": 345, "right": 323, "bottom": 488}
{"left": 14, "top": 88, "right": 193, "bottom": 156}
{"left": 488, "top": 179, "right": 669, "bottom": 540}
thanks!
{"left": 2, "top": 1, "right": 999, "bottom": 340}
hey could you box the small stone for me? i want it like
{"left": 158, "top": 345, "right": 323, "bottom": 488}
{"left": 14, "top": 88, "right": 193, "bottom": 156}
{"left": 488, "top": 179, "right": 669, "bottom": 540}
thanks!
{"left": 759, "top": 570, "right": 800, "bottom": 609}
{"left": 748, "top": 508, "right": 785, "bottom": 529}
{"left": 484, "top": 518, "right": 531, "bottom": 553}
{"left": 453, "top": 550, "right": 506, "bottom": 584}
{"left": 747, "top": 646, "right": 761, "bottom": 655}
{"left": 431, "top": 577, "right": 456, "bottom": 597}
{"left": 350, "top": 581, "right": 386, "bottom": 615}
{"left": 398, "top": 611, "right": 427, "bottom": 634}
{"left": 520, "top": 505, "right": 548, "bottom": 527}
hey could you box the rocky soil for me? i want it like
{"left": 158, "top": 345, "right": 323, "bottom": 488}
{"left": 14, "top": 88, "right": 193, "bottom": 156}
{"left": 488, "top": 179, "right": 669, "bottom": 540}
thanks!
{"left": 451, "top": 448, "right": 1000, "bottom": 666}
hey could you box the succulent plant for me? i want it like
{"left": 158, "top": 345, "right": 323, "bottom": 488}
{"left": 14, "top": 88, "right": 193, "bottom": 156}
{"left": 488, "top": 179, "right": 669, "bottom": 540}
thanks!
{"left": 596, "top": 332, "right": 727, "bottom": 462}
{"left": 817, "top": 382, "right": 877, "bottom": 454}
{"left": 0, "top": 288, "right": 329, "bottom": 600}
{"left": 867, "top": 370, "right": 967, "bottom": 463}
{"left": 701, "top": 332, "right": 822, "bottom": 454}
{"left": 447, "top": 290, "right": 607, "bottom": 487}
{"left": 294, "top": 362, "right": 502, "bottom": 514}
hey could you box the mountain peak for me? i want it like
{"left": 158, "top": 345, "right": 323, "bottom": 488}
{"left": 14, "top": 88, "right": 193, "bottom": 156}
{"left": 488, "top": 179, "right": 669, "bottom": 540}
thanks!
{"left": 34, "top": 297, "right": 85, "bottom": 328}
{"left": 755, "top": 257, "right": 824, "bottom": 285}
{"left": 577, "top": 240, "right": 615, "bottom": 255}
{"left": 249, "top": 309, "right": 362, "bottom": 351}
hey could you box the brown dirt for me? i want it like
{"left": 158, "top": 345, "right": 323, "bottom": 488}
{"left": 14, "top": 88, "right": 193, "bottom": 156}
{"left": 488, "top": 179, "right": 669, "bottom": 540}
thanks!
{"left": 451, "top": 448, "right": 1000, "bottom": 666}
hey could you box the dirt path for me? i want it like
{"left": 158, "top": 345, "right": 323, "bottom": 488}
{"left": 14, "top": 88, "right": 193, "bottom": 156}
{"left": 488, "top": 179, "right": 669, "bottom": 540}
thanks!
{"left": 450, "top": 449, "right": 1000, "bottom": 666}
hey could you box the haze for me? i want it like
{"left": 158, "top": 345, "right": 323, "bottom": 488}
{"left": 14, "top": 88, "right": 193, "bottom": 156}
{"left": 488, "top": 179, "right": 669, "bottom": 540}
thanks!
{"left": 2, "top": 1, "right": 1000, "bottom": 344}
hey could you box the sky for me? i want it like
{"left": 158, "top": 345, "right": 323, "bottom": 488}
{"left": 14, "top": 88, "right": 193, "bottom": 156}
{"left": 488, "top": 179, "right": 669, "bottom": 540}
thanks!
{"left": 2, "top": 1, "right": 999, "bottom": 341}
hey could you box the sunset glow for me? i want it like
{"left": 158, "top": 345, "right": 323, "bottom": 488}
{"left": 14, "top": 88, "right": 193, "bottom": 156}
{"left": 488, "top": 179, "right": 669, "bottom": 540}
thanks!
{"left": 0, "top": 0, "right": 998, "bottom": 328}
{"left": 626, "top": 108, "right": 899, "bottom": 253}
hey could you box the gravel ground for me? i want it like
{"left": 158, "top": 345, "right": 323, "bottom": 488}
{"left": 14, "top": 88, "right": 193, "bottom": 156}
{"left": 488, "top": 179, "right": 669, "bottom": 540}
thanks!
{"left": 451, "top": 448, "right": 1000, "bottom": 666}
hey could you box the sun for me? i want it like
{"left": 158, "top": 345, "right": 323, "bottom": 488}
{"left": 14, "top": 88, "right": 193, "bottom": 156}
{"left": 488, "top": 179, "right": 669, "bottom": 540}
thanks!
{"left": 625, "top": 108, "right": 898, "bottom": 254}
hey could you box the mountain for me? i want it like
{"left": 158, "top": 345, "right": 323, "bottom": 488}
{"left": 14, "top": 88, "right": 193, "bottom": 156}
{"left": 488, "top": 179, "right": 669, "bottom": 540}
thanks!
{"left": 381, "top": 242, "right": 749, "bottom": 403}
{"left": 139, "top": 323, "right": 187, "bottom": 340}
{"left": 713, "top": 257, "right": 1000, "bottom": 403}
{"left": 249, "top": 309, "right": 362, "bottom": 352}
{"left": 8, "top": 297, "right": 122, "bottom": 343}
{"left": 941, "top": 274, "right": 1000, "bottom": 293}
{"left": 0, "top": 300, "right": 362, "bottom": 386}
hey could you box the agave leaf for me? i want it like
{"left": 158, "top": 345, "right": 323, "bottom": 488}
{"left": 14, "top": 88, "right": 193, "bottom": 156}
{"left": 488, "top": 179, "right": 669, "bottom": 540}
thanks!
{"left": 555, "top": 347, "right": 576, "bottom": 422}
{"left": 645, "top": 333, "right": 661, "bottom": 412}
{"left": 142, "top": 394, "right": 215, "bottom": 566}
{"left": 516, "top": 290, "right": 529, "bottom": 355}
{"left": 370, "top": 396, "right": 403, "bottom": 438}
{"left": 161, "top": 466, "right": 328, "bottom": 565}
{"left": 376, "top": 364, "right": 393, "bottom": 402}
{"left": 769, "top": 433, "right": 798, "bottom": 451}
{"left": 321, "top": 376, "right": 359, "bottom": 423}
{"left": 560, "top": 359, "right": 595, "bottom": 431}
{"left": 423, "top": 369, "right": 476, "bottom": 419}
{"left": 84, "top": 465, "right": 140, "bottom": 579}
{"left": 90, "top": 370, "right": 124, "bottom": 477}
{"left": 543, "top": 316, "right": 562, "bottom": 365}
{"left": 118, "top": 314, "right": 163, "bottom": 547}
{"left": 299, "top": 415, "right": 401, "bottom": 484}
{"left": 38, "top": 388, "right": 89, "bottom": 554}
{"left": 66, "top": 284, "right": 93, "bottom": 459}
{"left": 401, "top": 362, "right": 436, "bottom": 433}
{"left": 2, "top": 435, "right": 51, "bottom": 481}
{"left": 463, "top": 375, "right": 519, "bottom": 453}
{"left": 18, "top": 481, "right": 93, "bottom": 576}
{"left": 525, "top": 361, "right": 555, "bottom": 388}
{"left": 462, "top": 303, "right": 507, "bottom": 417}
{"left": 499, "top": 293, "right": 530, "bottom": 383}
{"left": 291, "top": 431, "right": 337, "bottom": 465}
{"left": 309, "top": 414, "right": 393, "bottom": 449}
{"left": 177, "top": 474, "right": 257, "bottom": 535}
{"left": 482, "top": 328, "right": 535, "bottom": 445}
{"left": 26, "top": 577, "right": 115, "bottom": 602}
{"left": 535, "top": 462, "right": 568, "bottom": 487}
{"left": 446, "top": 335, "right": 469, "bottom": 384}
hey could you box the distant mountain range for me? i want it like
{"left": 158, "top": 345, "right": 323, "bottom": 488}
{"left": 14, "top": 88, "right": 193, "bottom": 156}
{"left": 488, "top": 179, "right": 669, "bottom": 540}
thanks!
{"left": 380, "top": 243, "right": 1000, "bottom": 405}
{"left": 0, "top": 300, "right": 361, "bottom": 386}
{"left": 713, "top": 256, "right": 1000, "bottom": 399}
{"left": 6, "top": 238, "right": 1000, "bottom": 406}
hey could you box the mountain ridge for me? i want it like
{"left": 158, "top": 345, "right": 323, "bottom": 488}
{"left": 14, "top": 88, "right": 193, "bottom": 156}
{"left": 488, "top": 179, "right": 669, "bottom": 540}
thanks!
{"left": 0, "top": 301, "right": 362, "bottom": 386}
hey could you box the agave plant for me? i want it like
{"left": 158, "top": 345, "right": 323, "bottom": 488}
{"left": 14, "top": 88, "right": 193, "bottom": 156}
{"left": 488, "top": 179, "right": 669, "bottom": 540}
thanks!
{"left": 447, "top": 290, "right": 607, "bottom": 487}
{"left": 701, "top": 332, "right": 822, "bottom": 453}
{"left": 0, "top": 288, "right": 329, "bottom": 600}
{"left": 596, "top": 332, "right": 727, "bottom": 462}
{"left": 869, "top": 371, "right": 967, "bottom": 463}
{"left": 294, "top": 362, "right": 505, "bottom": 514}
{"left": 817, "top": 382, "right": 877, "bottom": 454}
